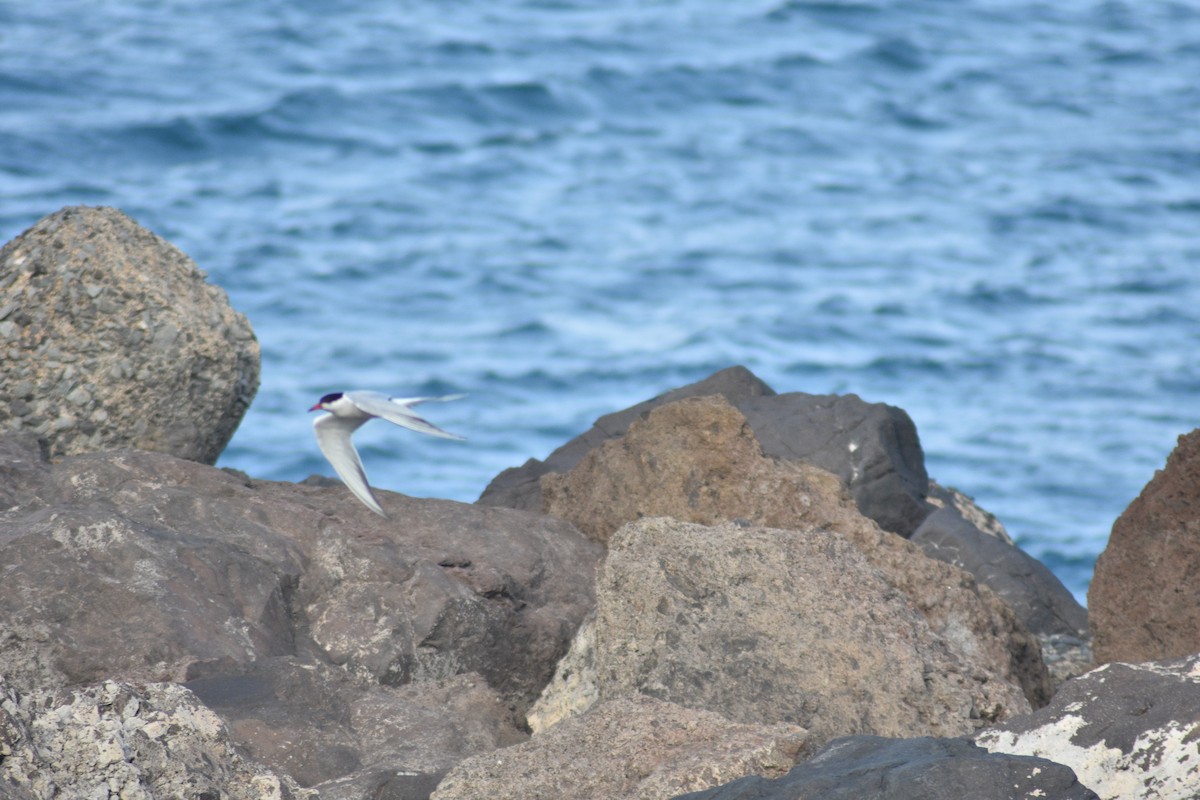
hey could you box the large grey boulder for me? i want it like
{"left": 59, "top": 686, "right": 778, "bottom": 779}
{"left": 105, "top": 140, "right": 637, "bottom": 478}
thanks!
{"left": 0, "top": 446, "right": 305, "bottom": 693}
{"left": 0, "top": 206, "right": 259, "bottom": 463}
{"left": 0, "top": 677, "right": 309, "bottom": 799}
{"left": 432, "top": 695, "right": 809, "bottom": 800}
{"left": 976, "top": 654, "right": 1200, "bottom": 800}
{"left": 0, "top": 432, "right": 601, "bottom": 794}
{"left": 1089, "top": 428, "right": 1200, "bottom": 664}
{"left": 536, "top": 396, "right": 1050, "bottom": 713}
{"left": 578, "top": 517, "right": 1032, "bottom": 746}
{"left": 674, "top": 735, "right": 1098, "bottom": 800}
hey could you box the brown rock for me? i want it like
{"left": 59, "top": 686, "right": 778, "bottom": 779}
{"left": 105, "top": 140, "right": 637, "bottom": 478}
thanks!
{"left": 478, "top": 366, "right": 775, "bottom": 511}
{"left": 542, "top": 396, "right": 1051, "bottom": 708}
{"left": 492, "top": 368, "right": 1083, "bottom": 679}
{"left": 481, "top": 366, "right": 933, "bottom": 537}
{"left": 1090, "top": 428, "right": 1200, "bottom": 664}
{"left": 431, "top": 695, "right": 809, "bottom": 800}
{"left": 542, "top": 394, "right": 827, "bottom": 543}
{"left": 0, "top": 206, "right": 259, "bottom": 463}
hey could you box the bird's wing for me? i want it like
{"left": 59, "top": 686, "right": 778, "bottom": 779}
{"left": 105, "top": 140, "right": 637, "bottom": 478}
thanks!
{"left": 346, "top": 391, "right": 467, "bottom": 441}
{"left": 312, "top": 413, "right": 388, "bottom": 517}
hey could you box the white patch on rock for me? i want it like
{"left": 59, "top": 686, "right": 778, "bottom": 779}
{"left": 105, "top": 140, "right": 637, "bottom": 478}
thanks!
{"left": 978, "top": 710, "right": 1200, "bottom": 800}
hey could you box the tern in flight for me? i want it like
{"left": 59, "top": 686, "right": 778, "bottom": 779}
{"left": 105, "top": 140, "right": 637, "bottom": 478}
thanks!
{"left": 308, "top": 390, "right": 465, "bottom": 517}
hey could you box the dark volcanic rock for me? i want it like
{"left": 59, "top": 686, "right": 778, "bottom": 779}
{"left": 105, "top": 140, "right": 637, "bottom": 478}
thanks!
{"left": 976, "top": 654, "right": 1200, "bottom": 799}
{"left": 0, "top": 433, "right": 601, "bottom": 793}
{"left": 0, "top": 206, "right": 259, "bottom": 464}
{"left": 736, "top": 391, "right": 931, "bottom": 535}
{"left": 914, "top": 507, "right": 1086, "bottom": 639}
{"left": 913, "top": 506, "right": 1091, "bottom": 686}
{"left": 1089, "top": 428, "right": 1200, "bottom": 664}
{"left": 184, "top": 659, "right": 524, "bottom": 796}
{"left": 674, "top": 735, "right": 1098, "bottom": 800}
{"left": 926, "top": 482, "right": 1014, "bottom": 544}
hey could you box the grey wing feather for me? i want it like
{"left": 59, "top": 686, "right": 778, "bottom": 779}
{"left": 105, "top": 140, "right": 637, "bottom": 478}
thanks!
{"left": 347, "top": 391, "right": 467, "bottom": 441}
{"left": 312, "top": 413, "right": 388, "bottom": 517}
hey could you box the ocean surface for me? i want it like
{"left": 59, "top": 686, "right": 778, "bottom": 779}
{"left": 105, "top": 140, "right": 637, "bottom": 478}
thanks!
{"left": 4, "top": 1, "right": 1199, "bottom": 603}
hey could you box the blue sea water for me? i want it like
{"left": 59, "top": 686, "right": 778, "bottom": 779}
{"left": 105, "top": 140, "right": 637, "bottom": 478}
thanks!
{"left": 3, "top": 1, "right": 1199, "bottom": 603}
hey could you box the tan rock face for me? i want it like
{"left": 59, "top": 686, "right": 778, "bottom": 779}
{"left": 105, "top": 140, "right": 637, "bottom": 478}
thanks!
{"left": 0, "top": 206, "right": 259, "bottom": 463}
{"left": 1090, "top": 428, "right": 1200, "bottom": 664}
{"left": 591, "top": 518, "right": 1028, "bottom": 744}
{"left": 541, "top": 395, "right": 1052, "bottom": 708}
{"left": 542, "top": 395, "right": 851, "bottom": 542}
{"left": 432, "top": 695, "right": 809, "bottom": 800}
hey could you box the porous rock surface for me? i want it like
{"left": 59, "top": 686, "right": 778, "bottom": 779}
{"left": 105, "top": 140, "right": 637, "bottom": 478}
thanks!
{"left": 587, "top": 517, "right": 1030, "bottom": 745}
{"left": 432, "top": 695, "right": 809, "bottom": 800}
{"left": 0, "top": 206, "right": 259, "bottom": 463}
{"left": 538, "top": 396, "right": 1051, "bottom": 712}
{"left": 976, "top": 654, "right": 1200, "bottom": 800}
{"left": 0, "top": 677, "right": 308, "bottom": 799}
{"left": 1089, "top": 428, "right": 1200, "bottom": 664}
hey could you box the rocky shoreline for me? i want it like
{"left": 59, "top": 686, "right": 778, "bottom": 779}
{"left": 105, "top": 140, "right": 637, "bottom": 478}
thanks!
{"left": 1, "top": 208, "right": 1197, "bottom": 799}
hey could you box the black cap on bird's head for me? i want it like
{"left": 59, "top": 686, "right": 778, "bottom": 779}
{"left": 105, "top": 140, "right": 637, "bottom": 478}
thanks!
{"left": 309, "top": 392, "right": 344, "bottom": 411}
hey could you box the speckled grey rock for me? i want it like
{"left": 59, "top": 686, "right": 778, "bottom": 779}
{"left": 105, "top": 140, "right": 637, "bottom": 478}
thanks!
{"left": 582, "top": 517, "right": 1031, "bottom": 747}
{"left": 674, "top": 735, "right": 1098, "bottom": 800}
{"left": 0, "top": 206, "right": 259, "bottom": 463}
{"left": 0, "top": 677, "right": 310, "bottom": 799}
